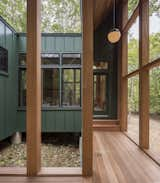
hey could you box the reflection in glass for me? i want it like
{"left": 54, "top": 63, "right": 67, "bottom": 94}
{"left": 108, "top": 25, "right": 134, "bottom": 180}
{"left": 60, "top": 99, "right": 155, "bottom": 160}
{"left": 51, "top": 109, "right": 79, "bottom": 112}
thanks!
{"left": 93, "top": 74, "right": 107, "bottom": 114}
{"left": 42, "top": 69, "right": 59, "bottom": 106}
{"left": 149, "top": 67, "right": 160, "bottom": 155}
{"left": 128, "top": 17, "right": 139, "bottom": 73}
{"left": 62, "top": 69, "right": 80, "bottom": 106}
{"left": 128, "top": 0, "right": 139, "bottom": 18}
{"left": 19, "top": 69, "right": 26, "bottom": 106}
{"left": 149, "top": 0, "right": 160, "bottom": 61}
{"left": 62, "top": 54, "right": 81, "bottom": 65}
{"left": 127, "top": 75, "right": 139, "bottom": 144}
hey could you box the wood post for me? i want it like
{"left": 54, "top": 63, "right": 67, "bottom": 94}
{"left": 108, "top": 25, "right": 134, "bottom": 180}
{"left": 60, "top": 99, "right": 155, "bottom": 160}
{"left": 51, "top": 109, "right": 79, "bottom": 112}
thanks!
{"left": 120, "top": 1, "right": 128, "bottom": 131}
{"left": 82, "top": 0, "right": 94, "bottom": 176}
{"left": 139, "top": 0, "right": 149, "bottom": 149}
{"left": 26, "top": 0, "right": 41, "bottom": 176}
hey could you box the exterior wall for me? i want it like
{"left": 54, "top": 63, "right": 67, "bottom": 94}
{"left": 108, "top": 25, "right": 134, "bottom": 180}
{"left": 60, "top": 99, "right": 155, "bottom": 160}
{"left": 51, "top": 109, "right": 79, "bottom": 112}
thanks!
{"left": 0, "top": 17, "right": 17, "bottom": 140}
{"left": 16, "top": 33, "right": 82, "bottom": 133}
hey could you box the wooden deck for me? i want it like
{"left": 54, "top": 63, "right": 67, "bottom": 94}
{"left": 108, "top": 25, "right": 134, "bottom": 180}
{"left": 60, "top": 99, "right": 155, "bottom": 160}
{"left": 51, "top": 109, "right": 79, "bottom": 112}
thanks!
{"left": 0, "top": 132, "right": 160, "bottom": 182}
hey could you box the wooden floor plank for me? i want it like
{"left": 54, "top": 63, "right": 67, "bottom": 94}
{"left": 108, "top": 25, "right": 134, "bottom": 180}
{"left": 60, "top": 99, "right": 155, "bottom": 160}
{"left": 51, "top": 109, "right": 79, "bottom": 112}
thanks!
{"left": 1, "top": 132, "right": 160, "bottom": 183}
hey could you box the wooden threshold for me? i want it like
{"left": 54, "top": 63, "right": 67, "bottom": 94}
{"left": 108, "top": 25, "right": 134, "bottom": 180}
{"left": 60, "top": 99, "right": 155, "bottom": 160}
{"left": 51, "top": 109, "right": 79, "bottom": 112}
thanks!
{"left": 0, "top": 167, "right": 82, "bottom": 177}
{"left": 38, "top": 167, "right": 82, "bottom": 177}
{"left": 0, "top": 167, "right": 26, "bottom": 176}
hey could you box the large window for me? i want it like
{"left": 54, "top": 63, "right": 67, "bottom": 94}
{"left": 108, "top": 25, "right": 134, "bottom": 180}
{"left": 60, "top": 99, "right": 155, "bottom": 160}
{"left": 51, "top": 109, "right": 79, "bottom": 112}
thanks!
{"left": 0, "top": 46, "right": 8, "bottom": 73}
{"left": 128, "top": 0, "right": 139, "bottom": 18}
{"left": 149, "top": 0, "right": 160, "bottom": 62}
{"left": 128, "top": 17, "right": 139, "bottom": 74}
{"left": 127, "top": 75, "right": 139, "bottom": 144}
{"left": 18, "top": 53, "right": 81, "bottom": 108}
{"left": 93, "top": 62, "right": 108, "bottom": 116}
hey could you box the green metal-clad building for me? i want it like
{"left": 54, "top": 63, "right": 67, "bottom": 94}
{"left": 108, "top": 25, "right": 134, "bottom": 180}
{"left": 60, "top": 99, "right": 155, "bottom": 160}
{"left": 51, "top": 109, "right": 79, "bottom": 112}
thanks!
{"left": 0, "top": 15, "right": 118, "bottom": 141}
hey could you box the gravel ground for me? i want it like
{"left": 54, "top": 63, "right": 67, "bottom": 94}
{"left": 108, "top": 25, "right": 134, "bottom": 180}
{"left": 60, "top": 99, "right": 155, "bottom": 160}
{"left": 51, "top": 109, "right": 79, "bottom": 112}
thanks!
{"left": 0, "top": 134, "right": 80, "bottom": 167}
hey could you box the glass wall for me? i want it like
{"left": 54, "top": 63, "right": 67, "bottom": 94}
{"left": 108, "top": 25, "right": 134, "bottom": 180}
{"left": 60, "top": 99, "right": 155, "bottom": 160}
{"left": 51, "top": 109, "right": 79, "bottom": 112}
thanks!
{"left": 128, "top": 0, "right": 139, "bottom": 18}
{"left": 127, "top": 75, "right": 139, "bottom": 144}
{"left": 149, "top": 0, "right": 160, "bottom": 62}
{"left": 93, "top": 62, "right": 108, "bottom": 116}
{"left": 128, "top": 17, "right": 139, "bottom": 74}
{"left": 149, "top": 67, "right": 160, "bottom": 155}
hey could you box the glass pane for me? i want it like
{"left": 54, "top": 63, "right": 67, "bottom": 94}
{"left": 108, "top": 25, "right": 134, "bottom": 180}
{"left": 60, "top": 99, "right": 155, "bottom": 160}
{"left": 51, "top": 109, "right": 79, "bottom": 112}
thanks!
{"left": 42, "top": 54, "right": 60, "bottom": 65}
{"left": 149, "top": 0, "right": 160, "bottom": 62}
{"left": 127, "top": 75, "right": 139, "bottom": 144}
{"left": 62, "top": 69, "right": 81, "bottom": 106}
{"left": 149, "top": 67, "right": 160, "bottom": 155}
{"left": 63, "top": 69, "right": 74, "bottom": 82}
{"left": 128, "top": 0, "right": 139, "bottom": 18}
{"left": 93, "top": 61, "right": 108, "bottom": 70}
{"left": 43, "top": 69, "right": 59, "bottom": 106}
{"left": 76, "top": 69, "right": 80, "bottom": 82}
{"left": 62, "top": 54, "right": 81, "bottom": 65}
{"left": 93, "top": 74, "right": 107, "bottom": 113}
{"left": 0, "top": 46, "right": 8, "bottom": 72}
{"left": 19, "top": 69, "right": 26, "bottom": 106}
{"left": 128, "top": 17, "right": 139, "bottom": 73}
{"left": 19, "top": 54, "right": 26, "bottom": 65}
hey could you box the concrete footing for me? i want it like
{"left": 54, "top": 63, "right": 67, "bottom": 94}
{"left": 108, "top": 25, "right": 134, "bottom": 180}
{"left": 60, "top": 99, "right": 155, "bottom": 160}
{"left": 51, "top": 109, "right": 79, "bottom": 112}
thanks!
{"left": 11, "top": 132, "right": 22, "bottom": 144}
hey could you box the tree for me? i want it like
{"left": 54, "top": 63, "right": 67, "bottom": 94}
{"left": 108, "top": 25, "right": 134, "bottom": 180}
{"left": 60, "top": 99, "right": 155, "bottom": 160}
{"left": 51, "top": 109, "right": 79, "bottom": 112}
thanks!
{"left": 0, "top": 0, "right": 81, "bottom": 33}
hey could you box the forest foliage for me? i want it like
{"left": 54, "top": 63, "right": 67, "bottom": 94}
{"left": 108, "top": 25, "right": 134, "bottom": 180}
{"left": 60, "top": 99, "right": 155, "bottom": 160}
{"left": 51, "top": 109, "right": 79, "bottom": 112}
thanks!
{"left": 128, "top": 0, "right": 160, "bottom": 115}
{"left": 0, "top": 0, "right": 81, "bottom": 33}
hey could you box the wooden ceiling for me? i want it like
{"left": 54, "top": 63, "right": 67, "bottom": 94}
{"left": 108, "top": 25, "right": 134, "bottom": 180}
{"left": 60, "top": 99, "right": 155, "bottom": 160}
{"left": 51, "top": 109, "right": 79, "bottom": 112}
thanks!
{"left": 94, "top": 0, "right": 120, "bottom": 30}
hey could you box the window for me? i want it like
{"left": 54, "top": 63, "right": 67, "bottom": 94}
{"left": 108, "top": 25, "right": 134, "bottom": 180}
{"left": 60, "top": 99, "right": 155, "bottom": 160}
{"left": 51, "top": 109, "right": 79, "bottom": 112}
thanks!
{"left": 18, "top": 53, "right": 81, "bottom": 108}
{"left": 149, "top": 67, "right": 160, "bottom": 156}
{"left": 127, "top": 75, "right": 139, "bottom": 144}
{"left": 128, "top": 17, "right": 139, "bottom": 73}
{"left": 128, "top": 0, "right": 139, "bottom": 18}
{"left": 62, "top": 69, "right": 81, "bottom": 107}
{"left": 93, "top": 62, "right": 108, "bottom": 116}
{"left": 149, "top": 0, "right": 160, "bottom": 62}
{"left": 0, "top": 46, "right": 8, "bottom": 73}
{"left": 42, "top": 68, "right": 60, "bottom": 107}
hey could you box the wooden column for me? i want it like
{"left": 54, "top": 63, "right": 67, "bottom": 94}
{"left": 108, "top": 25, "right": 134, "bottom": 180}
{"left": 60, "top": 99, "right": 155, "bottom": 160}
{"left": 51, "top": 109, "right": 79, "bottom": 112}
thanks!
{"left": 26, "top": 0, "right": 41, "bottom": 176}
{"left": 120, "top": 1, "right": 128, "bottom": 131}
{"left": 82, "top": 0, "right": 93, "bottom": 176}
{"left": 139, "top": 0, "right": 149, "bottom": 149}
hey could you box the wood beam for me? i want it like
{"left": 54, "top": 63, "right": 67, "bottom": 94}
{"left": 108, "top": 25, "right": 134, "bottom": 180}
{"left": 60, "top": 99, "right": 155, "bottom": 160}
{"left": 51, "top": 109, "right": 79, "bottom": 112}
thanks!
{"left": 82, "top": 0, "right": 94, "bottom": 176}
{"left": 26, "top": 0, "right": 41, "bottom": 176}
{"left": 120, "top": 1, "right": 128, "bottom": 131}
{"left": 139, "top": 0, "right": 149, "bottom": 149}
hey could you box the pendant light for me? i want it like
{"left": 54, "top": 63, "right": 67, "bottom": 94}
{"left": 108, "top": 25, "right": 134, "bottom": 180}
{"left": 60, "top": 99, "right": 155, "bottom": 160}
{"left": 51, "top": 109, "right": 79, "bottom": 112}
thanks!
{"left": 107, "top": 0, "right": 121, "bottom": 43}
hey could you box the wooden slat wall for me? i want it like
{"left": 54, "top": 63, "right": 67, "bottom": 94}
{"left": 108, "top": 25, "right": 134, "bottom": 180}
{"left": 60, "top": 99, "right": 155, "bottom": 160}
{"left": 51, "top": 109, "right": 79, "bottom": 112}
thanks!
{"left": 82, "top": 0, "right": 94, "bottom": 176}
{"left": 26, "top": 0, "right": 41, "bottom": 176}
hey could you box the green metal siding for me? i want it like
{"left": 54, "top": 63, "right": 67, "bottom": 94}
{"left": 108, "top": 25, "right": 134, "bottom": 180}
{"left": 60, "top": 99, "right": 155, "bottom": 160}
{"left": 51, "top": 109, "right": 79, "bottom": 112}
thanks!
{"left": 17, "top": 33, "right": 82, "bottom": 53}
{"left": 16, "top": 33, "right": 82, "bottom": 133}
{"left": 17, "top": 110, "right": 82, "bottom": 132}
{"left": 0, "top": 20, "right": 17, "bottom": 140}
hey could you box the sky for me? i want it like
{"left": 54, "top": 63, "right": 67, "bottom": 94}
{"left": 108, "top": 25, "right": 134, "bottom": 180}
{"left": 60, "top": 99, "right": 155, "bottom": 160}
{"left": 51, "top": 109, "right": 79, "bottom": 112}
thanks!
{"left": 129, "top": 14, "right": 160, "bottom": 40}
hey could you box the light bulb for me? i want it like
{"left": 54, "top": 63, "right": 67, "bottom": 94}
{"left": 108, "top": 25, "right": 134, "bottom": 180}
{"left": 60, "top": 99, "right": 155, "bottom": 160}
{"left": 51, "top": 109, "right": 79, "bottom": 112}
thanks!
{"left": 107, "top": 28, "right": 121, "bottom": 43}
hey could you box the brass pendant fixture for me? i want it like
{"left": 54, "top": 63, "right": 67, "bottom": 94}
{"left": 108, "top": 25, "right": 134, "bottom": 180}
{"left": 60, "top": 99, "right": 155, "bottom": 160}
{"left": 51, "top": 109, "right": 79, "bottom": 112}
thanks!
{"left": 107, "top": 0, "right": 121, "bottom": 43}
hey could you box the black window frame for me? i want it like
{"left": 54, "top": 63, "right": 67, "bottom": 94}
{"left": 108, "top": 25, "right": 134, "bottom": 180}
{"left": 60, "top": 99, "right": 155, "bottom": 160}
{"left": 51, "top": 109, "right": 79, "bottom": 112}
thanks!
{"left": 18, "top": 52, "right": 82, "bottom": 109}
{"left": 0, "top": 46, "right": 8, "bottom": 74}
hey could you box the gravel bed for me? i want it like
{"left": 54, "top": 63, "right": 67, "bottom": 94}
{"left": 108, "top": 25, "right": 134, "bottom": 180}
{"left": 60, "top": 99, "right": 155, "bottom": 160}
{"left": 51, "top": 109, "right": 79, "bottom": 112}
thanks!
{"left": 0, "top": 134, "right": 80, "bottom": 167}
